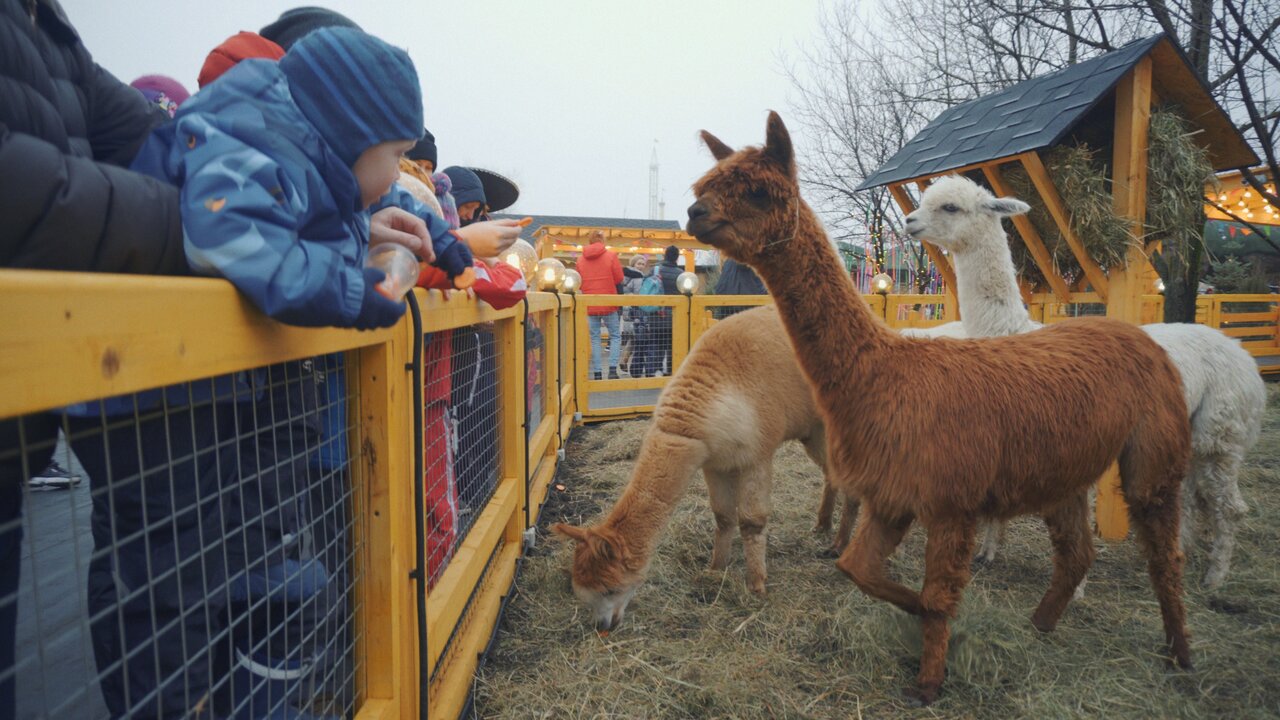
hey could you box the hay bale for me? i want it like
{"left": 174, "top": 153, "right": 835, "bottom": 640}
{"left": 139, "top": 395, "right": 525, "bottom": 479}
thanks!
{"left": 999, "top": 107, "right": 1210, "bottom": 289}
{"left": 1001, "top": 145, "right": 1136, "bottom": 287}
{"left": 1147, "top": 108, "right": 1214, "bottom": 259}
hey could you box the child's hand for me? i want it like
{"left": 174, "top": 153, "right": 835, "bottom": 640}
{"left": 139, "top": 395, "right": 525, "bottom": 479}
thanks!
{"left": 354, "top": 268, "right": 407, "bottom": 330}
{"left": 434, "top": 240, "right": 476, "bottom": 289}
{"left": 456, "top": 220, "right": 522, "bottom": 259}
{"left": 370, "top": 207, "right": 436, "bottom": 262}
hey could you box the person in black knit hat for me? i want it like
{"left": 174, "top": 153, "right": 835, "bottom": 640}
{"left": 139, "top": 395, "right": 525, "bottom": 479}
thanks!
{"left": 408, "top": 128, "right": 437, "bottom": 172}
{"left": 260, "top": 6, "right": 361, "bottom": 51}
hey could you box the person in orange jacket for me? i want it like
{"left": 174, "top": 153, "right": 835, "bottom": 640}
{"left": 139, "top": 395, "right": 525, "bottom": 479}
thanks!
{"left": 576, "top": 230, "right": 624, "bottom": 379}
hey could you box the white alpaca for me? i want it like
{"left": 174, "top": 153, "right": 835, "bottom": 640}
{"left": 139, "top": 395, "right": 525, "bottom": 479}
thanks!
{"left": 903, "top": 175, "right": 1265, "bottom": 587}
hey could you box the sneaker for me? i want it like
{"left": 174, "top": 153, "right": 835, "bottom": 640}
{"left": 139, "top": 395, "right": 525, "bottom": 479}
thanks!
{"left": 607, "top": 367, "right": 620, "bottom": 380}
{"left": 28, "top": 461, "right": 81, "bottom": 490}
{"left": 229, "top": 558, "right": 329, "bottom": 604}
{"left": 593, "top": 371, "right": 602, "bottom": 381}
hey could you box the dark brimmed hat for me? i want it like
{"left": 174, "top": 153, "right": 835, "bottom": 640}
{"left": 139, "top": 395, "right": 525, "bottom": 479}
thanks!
{"left": 470, "top": 168, "right": 519, "bottom": 212}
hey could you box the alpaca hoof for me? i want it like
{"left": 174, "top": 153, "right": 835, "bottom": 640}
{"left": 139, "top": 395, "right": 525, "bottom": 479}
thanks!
{"left": 1171, "top": 644, "right": 1193, "bottom": 671}
{"left": 903, "top": 684, "right": 940, "bottom": 707}
{"left": 819, "top": 545, "right": 840, "bottom": 559}
{"left": 970, "top": 556, "right": 991, "bottom": 571}
{"left": 1030, "top": 612, "right": 1057, "bottom": 633}
{"left": 747, "top": 579, "right": 767, "bottom": 596}
{"left": 812, "top": 522, "right": 831, "bottom": 533}
{"left": 1202, "top": 568, "right": 1227, "bottom": 589}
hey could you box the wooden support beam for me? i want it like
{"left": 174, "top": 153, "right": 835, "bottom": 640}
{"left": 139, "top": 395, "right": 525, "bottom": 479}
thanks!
{"left": 896, "top": 153, "right": 1024, "bottom": 184}
{"left": 1098, "top": 56, "right": 1155, "bottom": 541}
{"left": 887, "top": 184, "right": 959, "bottom": 320}
{"left": 983, "top": 164, "right": 1073, "bottom": 303}
{"left": 1108, "top": 56, "right": 1153, "bottom": 325}
{"left": 1018, "top": 152, "right": 1111, "bottom": 301}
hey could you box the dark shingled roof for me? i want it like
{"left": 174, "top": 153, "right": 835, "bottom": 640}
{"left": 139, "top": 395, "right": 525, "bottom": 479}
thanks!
{"left": 858, "top": 34, "right": 1258, "bottom": 190}
{"left": 490, "top": 213, "right": 682, "bottom": 242}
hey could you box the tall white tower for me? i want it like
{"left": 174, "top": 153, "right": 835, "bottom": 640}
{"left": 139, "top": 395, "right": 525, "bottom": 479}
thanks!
{"left": 649, "top": 141, "right": 660, "bottom": 220}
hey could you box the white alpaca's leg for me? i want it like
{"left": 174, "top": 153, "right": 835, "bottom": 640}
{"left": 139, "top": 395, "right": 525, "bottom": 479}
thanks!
{"left": 1201, "top": 452, "right": 1249, "bottom": 588}
{"left": 1179, "top": 455, "right": 1203, "bottom": 553}
{"left": 737, "top": 463, "right": 773, "bottom": 596}
{"left": 974, "top": 520, "right": 1004, "bottom": 564}
{"left": 704, "top": 468, "right": 741, "bottom": 572}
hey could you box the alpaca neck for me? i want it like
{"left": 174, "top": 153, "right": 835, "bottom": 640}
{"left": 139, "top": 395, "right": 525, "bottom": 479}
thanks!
{"left": 603, "top": 428, "right": 707, "bottom": 561}
{"left": 951, "top": 238, "right": 1037, "bottom": 337}
{"left": 752, "top": 203, "right": 891, "bottom": 398}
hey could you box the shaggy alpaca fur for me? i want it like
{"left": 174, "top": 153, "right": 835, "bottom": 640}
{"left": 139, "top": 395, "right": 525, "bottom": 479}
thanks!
{"left": 687, "top": 112, "right": 1193, "bottom": 705}
{"left": 907, "top": 175, "right": 1266, "bottom": 586}
{"left": 552, "top": 306, "right": 842, "bottom": 631}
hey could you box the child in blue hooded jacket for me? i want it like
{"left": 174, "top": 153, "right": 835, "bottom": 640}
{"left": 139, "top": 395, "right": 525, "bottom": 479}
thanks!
{"left": 133, "top": 26, "right": 471, "bottom": 329}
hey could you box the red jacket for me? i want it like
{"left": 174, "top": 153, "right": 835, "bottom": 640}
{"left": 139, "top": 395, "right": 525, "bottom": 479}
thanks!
{"left": 576, "top": 241, "right": 623, "bottom": 315}
{"left": 417, "top": 259, "right": 527, "bottom": 310}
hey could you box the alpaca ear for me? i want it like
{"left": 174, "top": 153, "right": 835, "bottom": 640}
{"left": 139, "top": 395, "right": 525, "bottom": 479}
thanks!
{"left": 763, "top": 111, "right": 795, "bottom": 176}
{"left": 551, "top": 523, "right": 588, "bottom": 544}
{"left": 701, "top": 131, "right": 735, "bottom": 161}
{"left": 587, "top": 533, "right": 618, "bottom": 562}
{"left": 984, "top": 197, "right": 1031, "bottom": 217}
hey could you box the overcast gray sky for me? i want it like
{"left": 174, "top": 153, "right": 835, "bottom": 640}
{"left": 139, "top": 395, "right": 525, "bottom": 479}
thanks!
{"left": 63, "top": 0, "right": 824, "bottom": 221}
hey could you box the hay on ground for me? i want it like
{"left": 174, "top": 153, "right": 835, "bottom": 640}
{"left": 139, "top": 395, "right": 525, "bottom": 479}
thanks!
{"left": 475, "top": 387, "right": 1280, "bottom": 719}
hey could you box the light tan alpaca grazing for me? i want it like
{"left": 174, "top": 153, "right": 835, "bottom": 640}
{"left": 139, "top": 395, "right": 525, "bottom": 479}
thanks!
{"left": 687, "top": 112, "right": 1192, "bottom": 705}
{"left": 552, "top": 306, "right": 850, "bottom": 632}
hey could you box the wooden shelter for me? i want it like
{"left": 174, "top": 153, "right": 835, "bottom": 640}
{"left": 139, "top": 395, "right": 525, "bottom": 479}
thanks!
{"left": 492, "top": 214, "right": 706, "bottom": 272}
{"left": 860, "top": 34, "right": 1260, "bottom": 538}
{"left": 1206, "top": 168, "right": 1279, "bottom": 225}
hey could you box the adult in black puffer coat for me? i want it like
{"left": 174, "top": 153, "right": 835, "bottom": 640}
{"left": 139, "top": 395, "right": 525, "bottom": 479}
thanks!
{"left": 0, "top": 0, "right": 186, "bottom": 272}
{"left": 1, "top": 2, "right": 187, "bottom": 718}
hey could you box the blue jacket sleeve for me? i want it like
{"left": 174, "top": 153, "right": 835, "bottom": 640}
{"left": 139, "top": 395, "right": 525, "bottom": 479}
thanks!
{"left": 172, "top": 116, "right": 366, "bottom": 327}
{"left": 374, "top": 183, "right": 465, "bottom": 261}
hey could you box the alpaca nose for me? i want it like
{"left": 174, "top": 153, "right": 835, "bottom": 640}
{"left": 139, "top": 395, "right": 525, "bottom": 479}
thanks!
{"left": 687, "top": 202, "right": 709, "bottom": 221}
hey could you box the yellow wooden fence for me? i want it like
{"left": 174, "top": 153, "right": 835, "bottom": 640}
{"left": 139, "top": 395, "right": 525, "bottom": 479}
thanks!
{"left": 0, "top": 271, "right": 579, "bottom": 720}
{"left": 3, "top": 272, "right": 1275, "bottom": 720}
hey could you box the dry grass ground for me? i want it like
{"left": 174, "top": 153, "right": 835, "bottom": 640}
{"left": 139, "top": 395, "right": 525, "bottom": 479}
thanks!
{"left": 474, "top": 386, "right": 1280, "bottom": 719}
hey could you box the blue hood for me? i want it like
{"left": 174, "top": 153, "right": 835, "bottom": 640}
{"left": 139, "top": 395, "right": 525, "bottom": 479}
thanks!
{"left": 442, "top": 166, "right": 485, "bottom": 207}
{"left": 164, "top": 59, "right": 360, "bottom": 214}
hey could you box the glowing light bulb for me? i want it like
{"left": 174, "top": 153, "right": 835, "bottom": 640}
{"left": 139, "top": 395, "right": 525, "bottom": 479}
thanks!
{"left": 676, "top": 271, "right": 700, "bottom": 295}
{"left": 535, "top": 258, "right": 565, "bottom": 291}
{"left": 871, "top": 272, "right": 893, "bottom": 294}
{"left": 559, "top": 269, "right": 582, "bottom": 293}
{"left": 502, "top": 239, "right": 539, "bottom": 280}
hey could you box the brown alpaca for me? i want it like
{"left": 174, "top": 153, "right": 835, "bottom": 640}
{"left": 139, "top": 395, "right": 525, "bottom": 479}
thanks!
{"left": 686, "top": 112, "right": 1193, "bottom": 705}
{"left": 553, "top": 306, "right": 853, "bottom": 631}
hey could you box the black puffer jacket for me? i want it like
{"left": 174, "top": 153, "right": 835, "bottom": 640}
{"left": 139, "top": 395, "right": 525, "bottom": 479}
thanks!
{"left": 657, "top": 260, "right": 682, "bottom": 294}
{"left": 0, "top": 0, "right": 186, "bottom": 273}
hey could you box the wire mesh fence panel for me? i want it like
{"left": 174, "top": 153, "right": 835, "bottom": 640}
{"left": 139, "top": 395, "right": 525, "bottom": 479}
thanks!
{"left": 3, "top": 354, "right": 363, "bottom": 720}
{"left": 615, "top": 305, "right": 673, "bottom": 381}
{"left": 558, "top": 301, "right": 574, "bottom": 401}
{"left": 887, "top": 297, "right": 949, "bottom": 328}
{"left": 526, "top": 313, "right": 547, "bottom": 442}
{"left": 423, "top": 323, "right": 502, "bottom": 571}
{"left": 1043, "top": 301, "right": 1107, "bottom": 322}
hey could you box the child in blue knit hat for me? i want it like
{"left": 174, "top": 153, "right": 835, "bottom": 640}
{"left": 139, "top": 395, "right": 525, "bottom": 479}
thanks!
{"left": 133, "top": 27, "right": 491, "bottom": 329}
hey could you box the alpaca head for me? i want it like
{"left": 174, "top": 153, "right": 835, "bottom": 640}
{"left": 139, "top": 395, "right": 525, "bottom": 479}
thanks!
{"left": 687, "top": 111, "right": 803, "bottom": 268}
{"left": 551, "top": 522, "right": 645, "bottom": 632}
{"left": 904, "top": 175, "right": 1030, "bottom": 254}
